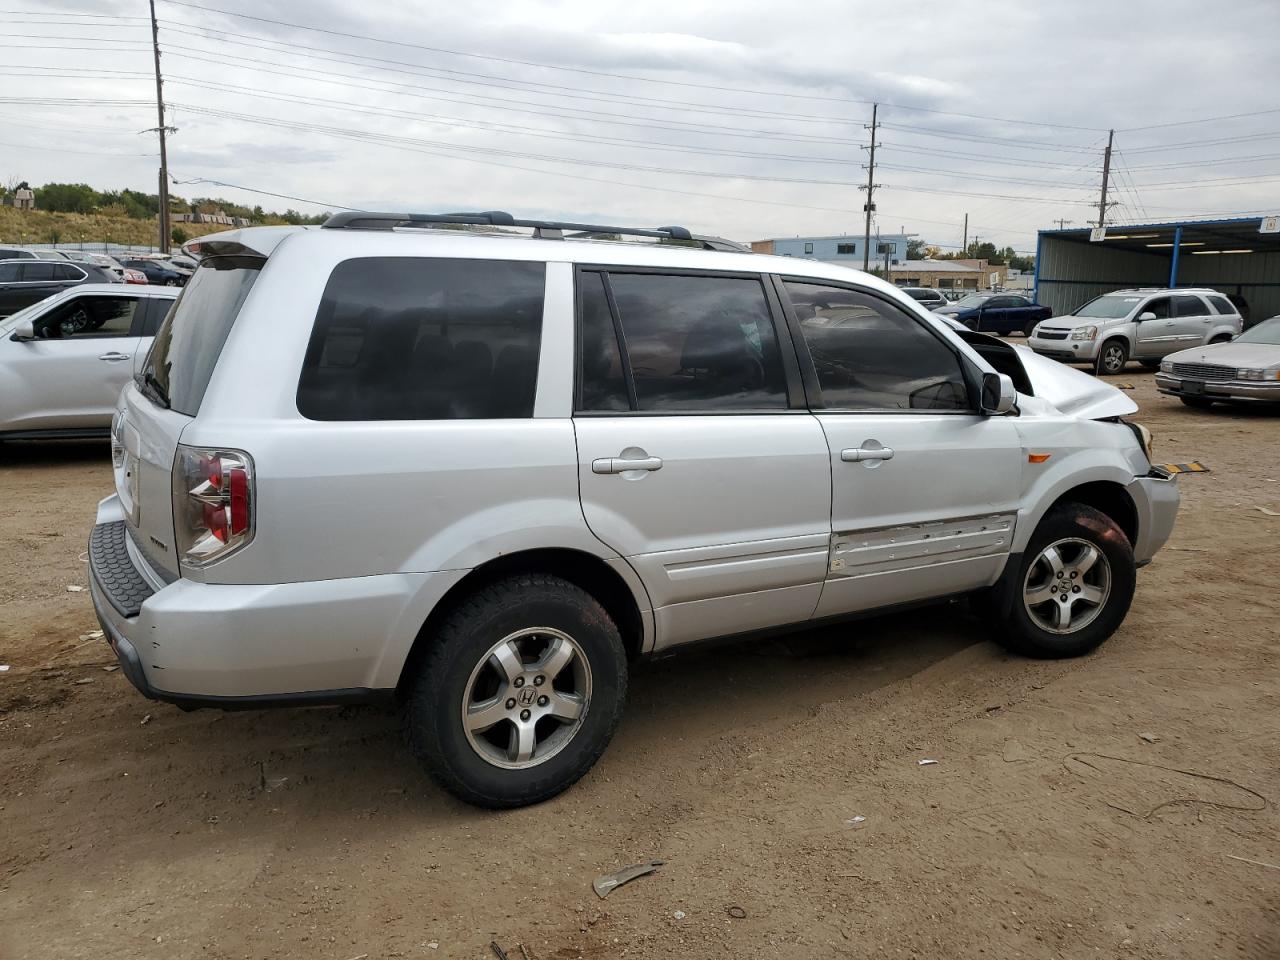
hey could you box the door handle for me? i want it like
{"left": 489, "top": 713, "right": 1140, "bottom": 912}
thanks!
{"left": 841, "top": 446, "right": 895, "bottom": 462}
{"left": 592, "top": 456, "right": 663, "bottom": 475}
{"left": 99, "top": 352, "right": 131, "bottom": 361}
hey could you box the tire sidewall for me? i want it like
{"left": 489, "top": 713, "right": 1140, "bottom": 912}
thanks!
{"left": 410, "top": 582, "right": 626, "bottom": 806}
{"left": 1005, "top": 505, "right": 1136, "bottom": 657}
{"left": 1096, "top": 339, "right": 1128, "bottom": 375}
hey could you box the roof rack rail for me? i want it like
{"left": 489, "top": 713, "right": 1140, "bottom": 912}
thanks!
{"left": 321, "top": 210, "right": 747, "bottom": 252}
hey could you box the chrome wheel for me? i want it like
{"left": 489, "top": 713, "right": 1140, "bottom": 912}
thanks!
{"left": 1100, "top": 343, "right": 1126, "bottom": 374}
{"left": 1023, "top": 538, "right": 1111, "bottom": 634}
{"left": 461, "top": 627, "right": 591, "bottom": 770}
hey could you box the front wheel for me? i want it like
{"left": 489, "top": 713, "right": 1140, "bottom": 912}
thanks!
{"left": 405, "top": 574, "right": 628, "bottom": 808}
{"left": 1095, "top": 339, "right": 1129, "bottom": 376}
{"left": 985, "top": 503, "right": 1136, "bottom": 659}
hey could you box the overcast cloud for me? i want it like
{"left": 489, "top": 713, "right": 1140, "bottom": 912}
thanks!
{"left": 5, "top": 0, "right": 1280, "bottom": 251}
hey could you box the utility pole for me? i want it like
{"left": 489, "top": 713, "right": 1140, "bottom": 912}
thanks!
{"left": 861, "top": 103, "right": 879, "bottom": 272}
{"left": 1096, "top": 128, "right": 1115, "bottom": 229}
{"left": 1055, "top": 218, "right": 1074, "bottom": 230}
{"left": 148, "top": 0, "right": 172, "bottom": 253}
{"left": 962, "top": 213, "right": 968, "bottom": 254}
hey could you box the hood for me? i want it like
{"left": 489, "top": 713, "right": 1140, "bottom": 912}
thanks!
{"left": 1165, "top": 340, "right": 1280, "bottom": 368}
{"left": 1014, "top": 346, "right": 1138, "bottom": 419}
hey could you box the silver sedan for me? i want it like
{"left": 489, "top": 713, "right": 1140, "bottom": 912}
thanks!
{"left": 1156, "top": 316, "right": 1280, "bottom": 408}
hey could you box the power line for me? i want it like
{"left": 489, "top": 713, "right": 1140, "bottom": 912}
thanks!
{"left": 169, "top": 174, "right": 358, "bottom": 210}
{"left": 158, "top": 0, "right": 1106, "bottom": 130}
{"left": 161, "top": 47, "right": 868, "bottom": 145}
{"left": 0, "top": 137, "right": 151, "bottom": 157}
{"left": 1119, "top": 106, "right": 1280, "bottom": 132}
{"left": 166, "top": 75, "right": 862, "bottom": 164}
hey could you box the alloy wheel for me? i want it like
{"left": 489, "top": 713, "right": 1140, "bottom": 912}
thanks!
{"left": 461, "top": 627, "right": 592, "bottom": 769}
{"left": 1022, "top": 538, "right": 1112, "bottom": 634}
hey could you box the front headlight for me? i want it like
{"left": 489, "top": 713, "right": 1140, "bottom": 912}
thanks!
{"left": 1159, "top": 360, "right": 1174, "bottom": 373}
{"left": 1071, "top": 325, "right": 1099, "bottom": 341}
{"left": 1128, "top": 422, "right": 1154, "bottom": 463}
{"left": 1238, "top": 367, "right": 1280, "bottom": 381}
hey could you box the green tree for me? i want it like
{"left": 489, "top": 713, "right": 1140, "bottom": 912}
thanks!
{"left": 34, "top": 182, "right": 100, "bottom": 214}
{"left": 171, "top": 226, "right": 189, "bottom": 245}
{"left": 906, "top": 239, "right": 927, "bottom": 260}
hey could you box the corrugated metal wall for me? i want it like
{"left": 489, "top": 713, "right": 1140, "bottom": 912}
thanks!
{"left": 1036, "top": 236, "right": 1168, "bottom": 316}
{"left": 1177, "top": 250, "right": 1280, "bottom": 322}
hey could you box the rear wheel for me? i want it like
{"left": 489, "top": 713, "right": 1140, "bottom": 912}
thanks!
{"left": 1095, "top": 339, "right": 1129, "bottom": 376}
{"left": 1209, "top": 334, "right": 1233, "bottom": 344}
{"left": 405, "top": 574, "right": 627, "bottom": 808}
{"left": 1023, "top": 318, "right": 1040, "bottom": 337}
{"left": 985, "top": 503, "right": 1136, "bottom": 659}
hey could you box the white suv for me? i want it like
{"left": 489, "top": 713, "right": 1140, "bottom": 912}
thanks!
{"left": 1028, "top": 288, "right": 1242, "bottom": 375}
{"left": 89, "top": 213, "right": 1179, "bottom": 807}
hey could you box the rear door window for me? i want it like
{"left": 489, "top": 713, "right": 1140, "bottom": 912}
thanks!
{"left": 1173, "top": 294, "right": 1207, "bottom": 317}
{"left": 298, "top": 257, "right": 545, "bottom": 421}
{"left": 140, "top": 255, "right": 263, "bottom": 415}
{"left": 583, "top": 271, "right": 788, "bottom": 412}
{"left": 20, "top": 262, "right": 57, "bottom": 282}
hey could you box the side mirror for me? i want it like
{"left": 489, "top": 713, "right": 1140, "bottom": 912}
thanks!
{"left": 1137, "top": 311, "right": 1157, "bottom": 322}
{"left": 9, "top": 319, "right": 35, "bottom": 341}
{"left": 981, "top": 372, "right": 1016, "bottom": 415}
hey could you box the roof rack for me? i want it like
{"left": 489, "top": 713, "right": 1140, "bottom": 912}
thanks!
{"left": 321, "top": 210, "right": 748, "bottom": 252}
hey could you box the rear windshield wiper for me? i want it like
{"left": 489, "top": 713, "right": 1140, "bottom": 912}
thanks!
{"left": 142, "top": 370, "right": 171, "bottom": 409}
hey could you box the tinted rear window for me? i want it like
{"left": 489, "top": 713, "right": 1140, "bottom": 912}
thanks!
{"left": 298, "top": 257, "right": 545, "bottom": 421}
{"left": 1206, "top": 294, "right": 1236, "bottom": 315}
{"left": 140, "top": 256, "right": 262, "bottom": 416}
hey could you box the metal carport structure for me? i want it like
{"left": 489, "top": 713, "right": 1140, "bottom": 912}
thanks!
{"left": 1034, "top": 216, "right": 1280, "bottom": 323}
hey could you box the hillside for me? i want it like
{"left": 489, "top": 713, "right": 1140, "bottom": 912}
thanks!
{"left": 0, "top": 206, "right": 240, "bottom": 247}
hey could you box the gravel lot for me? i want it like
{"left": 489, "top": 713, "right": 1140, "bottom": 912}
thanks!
{"left": 2, "top": 370, "right": 1278, "bottom": 959}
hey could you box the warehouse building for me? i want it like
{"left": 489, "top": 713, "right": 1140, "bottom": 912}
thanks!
{"left": 1034, "top": 216, "right": 1280, "bottom": 322}
{"left": 751, "top": 233, "right": 913, "bottom": 264}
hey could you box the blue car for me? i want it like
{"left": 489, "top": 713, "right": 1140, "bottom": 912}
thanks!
{"left": 122, "top": 258, "right": 186, "bottom": 286}
{"left": 933, "top": 293, "right": 1052, "bottom": 336}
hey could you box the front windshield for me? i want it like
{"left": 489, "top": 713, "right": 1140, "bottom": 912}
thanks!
{"left": 954, "top": 294, "right": 991, "bottom": 308}
{"left": 1074, "top": 295, "right": 1143, "bottom": 319}
{"left": 1236, "top": 317, "right": 1280, "bottom": 345}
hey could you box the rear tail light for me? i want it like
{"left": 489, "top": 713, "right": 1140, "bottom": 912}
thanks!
{"left": 173, "top": 445, "right": 255, "bottom": 566}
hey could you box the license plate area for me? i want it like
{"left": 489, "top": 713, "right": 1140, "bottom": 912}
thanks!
{"left": 1181, "top": 380, "right": 1206, "bottom": 395}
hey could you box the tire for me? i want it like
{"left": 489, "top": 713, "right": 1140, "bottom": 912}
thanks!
{"left": 1209, "top": 335, "right": 1233, "bottom": 344}
{"left": 986, "top": 503, "right": 1136, "bottom": 659}
{"left": 1180, "top": 396, "right": 1214, "bottom": 409}
{"left": 1095, "top": 339, "right": 1129, "bottom": 376}
{"left": 1139, "top": 359, "right": 1161, "bottom": 370}
{"left": 405, "top": 574, "right": 628, "bottom": 808}
{"left": 1023, "top": 318, "right": 1039, "bottom": 337}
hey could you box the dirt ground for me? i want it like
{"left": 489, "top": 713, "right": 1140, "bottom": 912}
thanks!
{"left": 2, "top": 369, "right": 1278, "bottom": 960}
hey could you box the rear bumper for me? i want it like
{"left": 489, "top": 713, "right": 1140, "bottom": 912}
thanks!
{"left": 1154, "top": 373, "right": 1280, "bottom": 402}
{"left": 1126, "top": 471, "right": 1180, "bottom": 566}
{"left": 88, "top": 508, "right": 465, "bottom": 707}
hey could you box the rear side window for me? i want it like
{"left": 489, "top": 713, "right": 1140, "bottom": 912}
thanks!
{"left": 298, "top": 257, "right": 545, "bottom": 421}
{"left": 582, "top": 272, "right": 788, "bottom": 412}
{"left": 1206, "top": 294, "right": 1236, "bottom": 315}
{"left": 141, "top": 256, "right": 262, "bottom": 416}
{"left": 53, "top": 263, "right": 84, "bottom": 281}
{"left": 1173, "top": 294, "right": 1206, "bottom": 317}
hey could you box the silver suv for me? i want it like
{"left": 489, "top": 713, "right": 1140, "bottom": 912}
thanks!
{"left": 1028, "top": 288, "right": 1242, "bottom": 375}
{"left": 89, "top": 212, "right": 1179, "bottom": 807}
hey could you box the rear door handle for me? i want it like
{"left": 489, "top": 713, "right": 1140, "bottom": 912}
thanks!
{"left": 99, "top": 352, "right": 131, "bottom": 361}
{"left": 841, "top": 446, "right": 895, "bottom": 462}
{"left": 592, "top": 456, "right": 663, "bottom": 474}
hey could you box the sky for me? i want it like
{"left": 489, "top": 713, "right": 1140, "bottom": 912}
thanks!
{"left": 4, "top": 0, "right": 1280, "bottom": 253}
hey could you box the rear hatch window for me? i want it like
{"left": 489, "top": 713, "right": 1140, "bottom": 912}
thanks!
{"left": 139, "top": 255, "right": 262, "bottom": 415}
